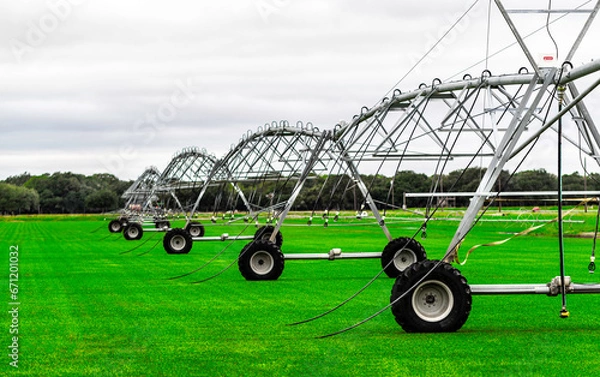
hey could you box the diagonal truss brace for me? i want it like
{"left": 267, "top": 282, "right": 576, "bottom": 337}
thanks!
{"left": 444, "top": 69, "right": 557, "bottom": 261}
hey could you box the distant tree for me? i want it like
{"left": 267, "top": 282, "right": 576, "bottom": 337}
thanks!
{"left": 23, "top": 174, "right": 54, "bottom": 212}
{"left": 64, "top": 191, "right": 87, "bottom": 213}
{"left": 85, "top": 190, "right": 119, "bottom": 213}
{"left": 322, "top": 175, "right": 355, "bottom": 211}
{"left": 393, "top": 170, "right": 430, "bottom": 207}
{"left": 0, "top": 183, "right": 39, "bottom": 214}
{"left": 4, "top": 172, "right": 31, "bottom": 186}
{"left": 0, "top": 183, "right": 16, "bottom": 213}
{"left": 23, "top": 174, "right": 50, "bottom": 191}
{"left": 22, "top": 172, "right": 86, "bottom": 213}
{"left": 362, "top": 174, "right": 391, "bottom": 207}
{"left": 443, "top": 168, "right": 484, "bottom": 206}
{"left": 510, "top": 169, "right": 557, "bottom": 192}
{"left": 22, "top": 187, "right": 40, "bottom": 213}
{"left": 562, "top": 172, "right": 584, "bottom": 191}
{"left": 444, "top": 167, "right": 486, "bottom": 193}
{"left": 1, "top": 168, "right": 594, "bottom": 214}
{"left": 295, "top": 177, "right": 324, "bottom": 211}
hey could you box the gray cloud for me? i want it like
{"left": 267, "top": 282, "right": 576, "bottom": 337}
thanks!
{"left": 1, "top": 0, "right": 599, "bottom": 180}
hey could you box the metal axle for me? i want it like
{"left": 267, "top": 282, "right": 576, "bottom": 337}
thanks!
{"left": 283, "top": 249, "right": 382, "bottom": 261}
{"left": 470, "top": 276, "right": 600, "bottom": 296}
{"left": 191, "top": 234, "right": 254, "bottom": 242}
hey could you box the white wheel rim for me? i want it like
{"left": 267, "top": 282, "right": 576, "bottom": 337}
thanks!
{"left": 393, "top": 249, "right": 417, "bottom": 272}
{"left": 250, "top": 250, "right": 274, "bottom": 275}
{"left": 169, "top": 235, "right": 186, "bottom": 251}
{"left": 189, "top": 226, "right": 201, "bottom": 237}
{"left": 111, "top": 223, "right": 120, "bottom": 232}
{"left": 412, "top": 280, "right": 454, "bottom": 322}
{"left": 128, "top": 227, "right": 139, "bottom": 238}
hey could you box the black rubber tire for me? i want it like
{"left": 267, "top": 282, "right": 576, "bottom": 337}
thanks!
{"left": 390, "top": 260, "right": 471, "bottom": 333}
{"left": 108, "top": 219, "right": 123, "bottom": 233}
{"left": 123, "top": 223, "right": 143, "bottom": 241}
{"left": 238, "top": 240, "right": 285, "bottom": 281}
{"left": 254, "top": 226, "right": 283, "bottom": 247}
{"left": 163, "top": 228, "right": 193, "bottom": 254}
{"left": 381, "top": 237, "right": 427, "bottom": 278}
{"left": 185, "top": 222, "right": 205, "bottom": 238}
{"left": 155, "top": 220, "right": 170, "bottom": 229}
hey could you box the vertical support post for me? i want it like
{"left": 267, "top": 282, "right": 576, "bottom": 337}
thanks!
{"left": 270, "top": 131, "right": 331, "bottom": 241}
{"left": 169, "top": 190, "right": 187, "bottom": 221}
{"left": 557, "top": 85, "right": 569, "bottom": 318}
{"left": 334, "top": 139, "right": 394, "bottom": 241}
{"left": 444, "top": 71, "right": 556, "bottom": 262}
{"left": 567, "top": 83, "right": 600, "bottom": 166}
{"left": 229, "top": 181, "right": 255, "bottom": 219}
{"left": 345, "top": 159, "right": 394, "bottom": 241}
{"left": 189, "top": 183, "right": 211, "bottom": 225}
{"left": 497, "top": 179, "right": 502, "bottom": 213}
{"left": 585, "top": 159, "right": 588, "bottom": 213}
{"left": 188, "top": 159, "right": 229, "bottom": 227}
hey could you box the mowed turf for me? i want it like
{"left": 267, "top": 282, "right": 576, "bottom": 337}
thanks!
{"left": 1, "top": 211, "right": 600, "bottom": 376}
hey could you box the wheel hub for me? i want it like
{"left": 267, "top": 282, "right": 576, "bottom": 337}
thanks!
{"left": 394, "top": 250, "right": 416, "bottom": 271}
{"left": 425, "top": 294, "right": 436, "bottom": 305}
{"left": 412, "top": 280, "right": 454, "bottom": 322}
{"left": 250, "top": 251, "right": 274, "bottom": 275}
{"left": 171, "top": 236, "right": 184, "bottom": 250}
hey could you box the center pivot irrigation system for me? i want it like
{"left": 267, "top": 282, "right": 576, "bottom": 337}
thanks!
{"left": 160, "top": 123, "right": 313, "bottom": 255}
{"left": 318, "top": 0, "right": 600, "bottom": 334}
{"left": 162, "top": 121, "right": 427, "bottom": 280}
{"left": 119, "top": 147, "right": 220, "bottom": 240}
{"left": 337, "top": 56, "right": 600, "bottom": 332}
{"left": 132, "top": 0, "right": 600, "bottom": 334}
{"left": 108, "top": 165, "right": 162, "bottom": 233}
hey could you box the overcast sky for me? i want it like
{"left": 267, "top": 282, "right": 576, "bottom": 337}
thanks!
{"left": 1, "top": 0, "right": 599, "bottom": 181}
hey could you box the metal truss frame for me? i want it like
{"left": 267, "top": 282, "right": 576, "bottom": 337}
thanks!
{"left": 182, "top": 121, "right": 334, "bottom": 244}
{"left": 305, "top": 1, "right": 600, "bottom": 335}
{"left": 122, "top": 147, "right": 227, "bottom": 239}
{"left": 169, "top": 2, "right": 600, "bottom": 322}
{"left": 121, "top": 165, "right": 162, "bottom": 213}
{"left": 148, "top": 146, "right": 219, "bottom": 215}
{"left": 327, "top": 60, "right": 600, "bottom": 259}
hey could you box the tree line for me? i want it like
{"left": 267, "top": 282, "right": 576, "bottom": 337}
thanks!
{"left": 1, "top": 168, "right": 599, "bottom": 215}
{"left": 1, "top": 172, "right": 132, "bottom": 214}
{"left": 145, "top": 168, "right": 600, "bottom": 214}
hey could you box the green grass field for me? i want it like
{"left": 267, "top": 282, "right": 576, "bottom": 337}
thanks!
{"left": 1, "top": 209, "right": 600, "bottom": 376}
